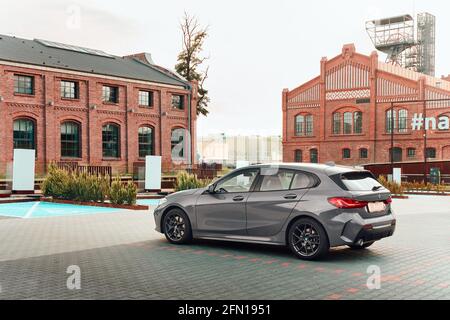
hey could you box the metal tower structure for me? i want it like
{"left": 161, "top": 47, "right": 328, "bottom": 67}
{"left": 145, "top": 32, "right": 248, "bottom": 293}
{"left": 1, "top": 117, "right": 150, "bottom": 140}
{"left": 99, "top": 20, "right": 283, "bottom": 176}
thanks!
{"left": 366, "top": 13, "right": 436, "bottom": 76}
{"left": 416, "top": 12, "right": 436, "bottom": 76}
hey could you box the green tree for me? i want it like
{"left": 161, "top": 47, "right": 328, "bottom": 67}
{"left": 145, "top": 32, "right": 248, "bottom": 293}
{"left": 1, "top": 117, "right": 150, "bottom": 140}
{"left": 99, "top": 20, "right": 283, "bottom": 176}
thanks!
{"left": 175, "top": 12, "right": 210, "bottom": 116}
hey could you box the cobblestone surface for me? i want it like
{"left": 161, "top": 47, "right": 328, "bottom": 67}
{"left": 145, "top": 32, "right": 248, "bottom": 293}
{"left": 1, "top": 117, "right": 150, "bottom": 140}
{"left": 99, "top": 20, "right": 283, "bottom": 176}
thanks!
{"left": 0, "top": 195, "right": 449, "bottom": 300}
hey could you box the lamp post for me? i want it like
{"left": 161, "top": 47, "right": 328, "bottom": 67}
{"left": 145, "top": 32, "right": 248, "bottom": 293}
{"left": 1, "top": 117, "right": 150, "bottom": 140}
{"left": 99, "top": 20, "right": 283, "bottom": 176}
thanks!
{"left": 390, "top": 102, "right": 395, "bottom": 178}
{"left": 423, "top": 100, "right": 427, "bottom": 184}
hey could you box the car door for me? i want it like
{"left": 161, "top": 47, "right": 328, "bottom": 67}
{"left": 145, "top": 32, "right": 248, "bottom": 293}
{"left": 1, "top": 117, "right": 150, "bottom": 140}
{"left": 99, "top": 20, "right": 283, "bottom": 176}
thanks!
{"left": 195, "top": 168, "right": 259, "bottom": 235}
{"left": 246, "top": 168, "right": 315, "bottom": 236}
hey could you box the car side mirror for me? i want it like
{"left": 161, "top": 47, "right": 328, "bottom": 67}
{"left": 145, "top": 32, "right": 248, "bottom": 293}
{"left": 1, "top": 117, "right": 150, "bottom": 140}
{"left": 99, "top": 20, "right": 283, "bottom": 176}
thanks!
{"left": 207, "top": 184, "right": 216, "bottom": 194}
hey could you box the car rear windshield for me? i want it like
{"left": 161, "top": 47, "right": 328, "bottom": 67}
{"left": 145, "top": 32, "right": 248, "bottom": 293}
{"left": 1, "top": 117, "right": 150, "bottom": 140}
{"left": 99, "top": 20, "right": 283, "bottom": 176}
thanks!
{"left": 334, "top": 171, "right": 384, "bottom": 191}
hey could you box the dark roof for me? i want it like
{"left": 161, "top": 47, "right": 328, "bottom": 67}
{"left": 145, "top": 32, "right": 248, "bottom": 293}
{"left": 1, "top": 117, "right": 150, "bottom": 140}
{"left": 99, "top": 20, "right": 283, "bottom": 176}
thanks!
{"left": 0, "top": 34, "right": 189, "bottom": 88}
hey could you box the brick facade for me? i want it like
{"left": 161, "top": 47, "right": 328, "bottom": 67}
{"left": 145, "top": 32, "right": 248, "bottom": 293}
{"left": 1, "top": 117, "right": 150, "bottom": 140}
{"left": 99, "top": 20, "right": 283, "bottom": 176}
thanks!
{"left": 0, "top": 60, "right": 197, "bottom": 176}
{"left": 282, "top": 44, "right": 450, "bottom": 166}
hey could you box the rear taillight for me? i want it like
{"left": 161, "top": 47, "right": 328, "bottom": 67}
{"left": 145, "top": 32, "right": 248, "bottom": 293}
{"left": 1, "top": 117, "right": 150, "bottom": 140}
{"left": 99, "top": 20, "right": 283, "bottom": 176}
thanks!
{"left": 328, "top": 197, "right": 368, "bottom": 209}
{"left": 384, "top": 197, "right": 392, "bottom": 204}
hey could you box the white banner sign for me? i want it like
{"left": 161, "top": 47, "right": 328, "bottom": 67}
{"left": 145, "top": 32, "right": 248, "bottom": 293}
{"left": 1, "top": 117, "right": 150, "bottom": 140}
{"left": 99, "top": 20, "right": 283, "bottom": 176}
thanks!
{"left": 12, "top": 149, "right": 36, "bottom": 191}
{"left": 145, "top": 155, "right": 162, "bottom": 190}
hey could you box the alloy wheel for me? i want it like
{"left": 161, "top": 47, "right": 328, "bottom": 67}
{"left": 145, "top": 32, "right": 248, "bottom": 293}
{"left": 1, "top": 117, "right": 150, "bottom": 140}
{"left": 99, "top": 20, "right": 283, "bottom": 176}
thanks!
{"left": 165, "top": 213, "right": 186, "bottom": 242}
{"left": 291, "top": 223, "right": 321, "bottom": 257}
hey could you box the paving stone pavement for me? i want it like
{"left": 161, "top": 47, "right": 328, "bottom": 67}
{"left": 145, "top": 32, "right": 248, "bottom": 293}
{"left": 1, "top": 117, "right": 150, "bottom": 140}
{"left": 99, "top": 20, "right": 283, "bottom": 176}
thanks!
{"left": 0, "top": 195, "right": 449, "bottom": 300}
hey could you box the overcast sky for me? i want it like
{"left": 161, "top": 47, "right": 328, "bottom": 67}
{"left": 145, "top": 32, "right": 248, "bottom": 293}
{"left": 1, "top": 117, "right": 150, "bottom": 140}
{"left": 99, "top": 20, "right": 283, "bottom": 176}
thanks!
{"left": 2, "top": 0, "right": 449, "bottom": 137}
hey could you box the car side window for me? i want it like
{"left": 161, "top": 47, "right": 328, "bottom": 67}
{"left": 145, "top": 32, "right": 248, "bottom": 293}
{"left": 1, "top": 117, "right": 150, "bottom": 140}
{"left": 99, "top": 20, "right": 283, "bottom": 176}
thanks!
{"left": 290, "top": 172, "right": 315, "bottom": 189}
{"left": 259, "top": 169, "right": 295, "bottom": 192}
{"left": 215, "top": 169, "right": 258, "bottom": 193}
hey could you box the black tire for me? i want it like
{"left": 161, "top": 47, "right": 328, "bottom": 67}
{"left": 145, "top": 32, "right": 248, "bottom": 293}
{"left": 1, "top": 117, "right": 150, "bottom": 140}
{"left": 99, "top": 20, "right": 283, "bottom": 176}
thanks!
{"left": 348, "top": 241, "right": 375, "bottom": 250}
{"left": 163, "top": 208, "right": 192, "bottom": 244}
{"left": 287, "top": 217, "right": 329, "bottom": 260}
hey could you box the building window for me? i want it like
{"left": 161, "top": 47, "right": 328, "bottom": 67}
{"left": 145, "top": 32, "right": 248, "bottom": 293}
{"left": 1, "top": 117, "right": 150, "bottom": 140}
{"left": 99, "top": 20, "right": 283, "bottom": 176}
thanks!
{"left": 139, "top": 90, "right": 153, "bottom": 107}
{"left": 295, "top": 114, "right": 313, "bottom": 136}
{"left": 389, "top": 147, "right": 402, "bottom": 162}
{"left": 102, "top": 124, "right": 120, "bottom": 158}
{"left": 295, "top": 115, "right": 304, "bottom": 136}
{"left": 407, "top": 148, "right": 416, "bottom": 158}
{"left": 13, "top": 118, "right": 35, "bottom": 150}
{"left": 343, "top": 112, "right": 352, "bottom": 134}
{"left": 294, "top": 149, "right": 302, "bottom": 162}
{"left": 426, "top": 147, "right": 436, "bottom": 159}
{"left": 61, "top": 121, "right": 81, "bottom": 158}
{"left": 60, "top": 81, "right": 79, "bottom": 99}
{"left": 353, "top": 111, "right": 363, "bottom": 134}
{"left": 305, "top": 115, "right": 313, "bottom": 136}
{"left": 172, "top": 95, "right": 184, "bottom": 110}
{"left": 398, "top": 109, "right": 408, "bottom": 133}
{"left": 171, "top": 128, "right": 186, "bottom": 160}
{"left": 386, "top": 109, "right": 407, "bottom": 133}
{"left": 138, "top": 126, "right": 154, "bottom": 158}
{"left": 386, "top": 109, "right": 396, "bottom": 133}
{"left": 359, "top": 148, "right": 368, "bottom": 159}
{"left": 14, "top": 74, "right": 34, "bottom": 95}
{"left": 333, "top": 112, "right": 341, "bottom": 134}
{"left": 342, "top": 148, "right": 351, "bottom": 159}
{"left": 102, "top": 85, "right": 119, "bottom": 103}
{"left": 310, "top": 148, "right": 318, "bottom": 163}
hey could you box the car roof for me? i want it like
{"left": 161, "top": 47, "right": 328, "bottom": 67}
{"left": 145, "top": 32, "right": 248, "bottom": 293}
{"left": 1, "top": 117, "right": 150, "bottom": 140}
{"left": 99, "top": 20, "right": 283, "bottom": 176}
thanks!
{"left": 244, "top": 162, "right": 367, "bottom": 176}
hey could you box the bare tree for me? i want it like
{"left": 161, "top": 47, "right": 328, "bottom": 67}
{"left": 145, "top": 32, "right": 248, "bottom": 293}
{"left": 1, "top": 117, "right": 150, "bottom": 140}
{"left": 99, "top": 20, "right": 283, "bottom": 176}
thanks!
{"left": 175, "top": 12, "right": 210, "bottom": 116}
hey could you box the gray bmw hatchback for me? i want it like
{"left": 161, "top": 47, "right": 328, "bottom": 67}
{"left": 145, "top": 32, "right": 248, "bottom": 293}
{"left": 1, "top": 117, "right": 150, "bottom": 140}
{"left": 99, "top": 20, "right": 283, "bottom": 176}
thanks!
{"left": 154, "top": 163, "right": 396, "bottom": 260}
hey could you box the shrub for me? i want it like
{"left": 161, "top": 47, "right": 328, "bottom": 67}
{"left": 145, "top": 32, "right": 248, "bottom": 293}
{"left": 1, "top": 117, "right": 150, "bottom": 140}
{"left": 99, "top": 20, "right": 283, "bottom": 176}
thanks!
{"left": 125, "top": 181, "right": 138, "bottom": 205}
{"left": 174, "top": 171, "right": 211, "bottom": 191}
{"left": 109, "top": 176, "right": 127, "bottom": 205}
{"left": 377, "top": 175, "right": 404, "bottom": 196}
{"left": 41, "top": 164, "right": 71, "bottom": 199}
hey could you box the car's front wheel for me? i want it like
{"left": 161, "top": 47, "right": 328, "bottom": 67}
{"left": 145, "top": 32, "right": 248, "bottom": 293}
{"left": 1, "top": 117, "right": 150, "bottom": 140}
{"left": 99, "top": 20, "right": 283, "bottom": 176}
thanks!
{"left": 288, "top": 217, "right": 329, "bottom": 260}
{"left": 163, "top": 208, "right": 192, "bottom": 244}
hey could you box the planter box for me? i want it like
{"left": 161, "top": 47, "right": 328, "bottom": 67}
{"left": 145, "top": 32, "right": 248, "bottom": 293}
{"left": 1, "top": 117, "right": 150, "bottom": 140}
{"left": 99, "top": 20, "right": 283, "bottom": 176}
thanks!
{"left": 42, "top": 198, "right": 149, "bottom": 210}
{"left": 391, "top": 195, "right": 409, "bottom": 199}
{"left": 404, "top": 191, "right": 450, "bottom": 196}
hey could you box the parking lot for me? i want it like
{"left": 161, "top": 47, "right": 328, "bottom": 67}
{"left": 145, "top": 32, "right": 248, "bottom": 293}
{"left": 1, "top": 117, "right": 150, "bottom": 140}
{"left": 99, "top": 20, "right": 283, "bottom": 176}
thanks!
{"left": 0, "top": 195, "right": 449, "bottom": 300}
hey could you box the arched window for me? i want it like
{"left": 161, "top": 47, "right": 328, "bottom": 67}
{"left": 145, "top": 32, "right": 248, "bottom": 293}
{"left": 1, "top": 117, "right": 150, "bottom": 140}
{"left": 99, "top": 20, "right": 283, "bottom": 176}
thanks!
{"left": 102, "top": 123, "right": 120, "bottom": 158}
{"left": 389, "top": 147, "right": 402, "bottom": 162}
{"left": 359, "top": 148, "right": 368, "bottom": 159}
{"left": 309, "top": 148, "right": 318, "bottom": 163}
{"left": 353, "top": 111, "right": 363, "bottom": 134}
{"left": 295, "top": 115, "right": 304, "bottom": 136}
{"left": 343, "top": 112, "right": 352, "bottom": 134}
{"left": 138, "top": 126, "right": 154, "bottom": 158}
{"left": 295, "top": 114, "right": 313, "bottom": 136}
{"left": 171, "top": 128, "right": 186, "bottom": 160}
{"left": 342, "top": 148, "right": 351, "bottom": 159}
{"left": 398, "top": 109, "right": 408, "bottom": 133}
{"left": 13, "top": 118, "right": 35, "bottom": 150}
{"left": 426, "top": 147, "right": 436, "bottom": 159}
{"left": 294, "top": 149, "right": 302, "bottom": 162}
{"left": 61, "top": 121, "right": 81, "bottom": 158}
{"left": 333, "top": 112, "right": 341, "bottom": 134}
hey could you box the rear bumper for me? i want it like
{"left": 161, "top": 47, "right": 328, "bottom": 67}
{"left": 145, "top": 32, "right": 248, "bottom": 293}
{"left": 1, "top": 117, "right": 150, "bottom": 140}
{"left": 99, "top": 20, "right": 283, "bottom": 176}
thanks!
{"left": 353, "top": 222, "right": 396, "bottom": 244}
{"left": 336, "top": 213, "right": 396, "bottom": 246}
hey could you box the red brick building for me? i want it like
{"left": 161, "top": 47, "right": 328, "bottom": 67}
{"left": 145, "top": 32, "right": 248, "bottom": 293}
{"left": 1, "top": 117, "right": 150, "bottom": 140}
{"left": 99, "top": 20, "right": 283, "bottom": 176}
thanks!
{"left": 282, "top": 44, "right": 450, "bottom": 166}
{"left": 0, "top": 35, "right": 197, "bottom": 175}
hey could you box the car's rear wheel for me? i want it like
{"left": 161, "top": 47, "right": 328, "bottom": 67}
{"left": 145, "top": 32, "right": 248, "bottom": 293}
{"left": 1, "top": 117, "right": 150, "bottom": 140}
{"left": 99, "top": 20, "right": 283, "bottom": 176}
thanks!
{"left": 163, "top": 208, "right": 192, "bottom": 244}
{"left": 348, "top": 241, "right": 375, "bottom": 250}
{"left": 288, "top": 217, "right": 329, "bottom": 260}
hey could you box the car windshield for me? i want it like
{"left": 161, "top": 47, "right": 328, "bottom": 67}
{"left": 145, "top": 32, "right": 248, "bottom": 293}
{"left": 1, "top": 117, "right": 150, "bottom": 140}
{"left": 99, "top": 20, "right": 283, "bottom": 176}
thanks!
{"left": 339, "top": 171, "right": 384, "bottom": 191}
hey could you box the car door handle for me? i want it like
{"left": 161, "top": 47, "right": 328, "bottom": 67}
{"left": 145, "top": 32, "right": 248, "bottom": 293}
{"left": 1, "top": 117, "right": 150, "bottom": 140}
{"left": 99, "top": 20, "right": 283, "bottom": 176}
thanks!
{"left": 233, "top": 195, "right": 245, "bottom": 201}
{"left": 283, "top": 194, "right": 297, "bottom": 200}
